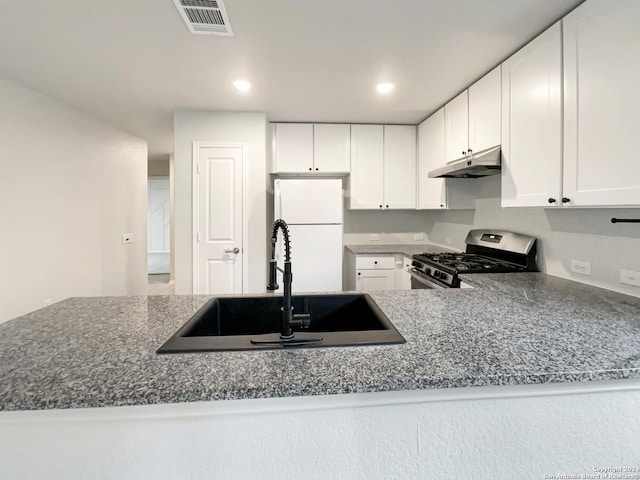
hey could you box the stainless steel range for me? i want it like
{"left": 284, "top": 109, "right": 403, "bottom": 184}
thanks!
{"left": 409, "top": 230, "right": 538, "bottom": 289}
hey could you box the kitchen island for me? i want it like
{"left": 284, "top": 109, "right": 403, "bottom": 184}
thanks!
{"left": 1, "top": 273, "right": 640, "bottom": 479}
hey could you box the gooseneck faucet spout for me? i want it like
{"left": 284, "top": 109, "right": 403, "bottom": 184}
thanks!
{"left": 267, "top": 219, "right": 295, "bottom": 339}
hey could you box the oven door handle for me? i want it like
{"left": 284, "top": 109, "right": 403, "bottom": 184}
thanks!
{"left": 408, "top": 268, "right": 447, "bottom": 289}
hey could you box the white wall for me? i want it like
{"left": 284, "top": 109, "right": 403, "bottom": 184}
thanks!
{"left": 173, "top": 112, "right": 267, "bottom": 294}
{"left": 2, "top": 381, "right": 639, "bottom": 479}
{"left": 427, "top": 175, "right": 640, "bottom": 296}
{"left": 0, "top": 77, "right": 148, "bottom": 323}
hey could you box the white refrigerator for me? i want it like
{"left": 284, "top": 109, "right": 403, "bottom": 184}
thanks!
{"left": 274, "top": 178, "right": 343, "bottom": 293}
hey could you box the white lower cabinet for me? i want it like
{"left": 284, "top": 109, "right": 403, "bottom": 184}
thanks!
{"left": 356, "top": 269, "right": 396, "bottom": 292}
{"left": 350, "top": 254, "right": 411, "bottom": 291}
{"left": 398, "top": 256, "right": 412, "bottom": 290}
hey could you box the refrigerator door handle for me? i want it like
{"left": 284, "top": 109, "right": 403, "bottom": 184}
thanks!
{"left": 274, "top": 179, "right": 282, "bottom": 220}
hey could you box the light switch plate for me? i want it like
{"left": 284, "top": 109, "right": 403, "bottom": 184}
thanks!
{"left": 122, "top": 233, "right": 134, "bottom": 244}
{"left": 620, "top": 269, "right": 640, "bottom": 287}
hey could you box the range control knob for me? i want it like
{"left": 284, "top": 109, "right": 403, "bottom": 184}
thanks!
{"left": 411, "top": 261, "right": 419, "bottom": 268}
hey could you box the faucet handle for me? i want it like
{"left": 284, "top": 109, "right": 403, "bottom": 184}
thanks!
{"left": 291, "top": 313, "right": 311, "bottom": 328}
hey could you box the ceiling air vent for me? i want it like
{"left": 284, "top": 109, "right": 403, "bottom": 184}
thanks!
{"left": 173, "top": 0, "right": 234, "bottom": 36}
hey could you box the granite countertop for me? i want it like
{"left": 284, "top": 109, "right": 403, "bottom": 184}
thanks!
{"left": 1, "top": 273, "right": 640, "bottom": 411}
{"left": 345, "top": 243, "right": 457, "bottom": 257}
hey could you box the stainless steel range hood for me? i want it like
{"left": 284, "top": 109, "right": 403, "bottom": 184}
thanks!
{"left": 428, "top": 145, "right": 501, "bottom": 178}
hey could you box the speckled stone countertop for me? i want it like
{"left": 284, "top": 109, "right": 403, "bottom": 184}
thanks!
{"left": 1, "top": 273, "right": 640, "bottom": 411}
{"left": 345, "top": 243, "right": 457, "bottom": 256}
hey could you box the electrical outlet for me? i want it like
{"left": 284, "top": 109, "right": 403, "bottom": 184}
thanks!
{"left": 43, "top": 298, "right": 53, "bottom": 307}
{"left": 570, "top": 260, "right": 591, "bottom": 276}
{"left": 368, "top": 234, "right": 379, "bottom": 242}
{"left": 620, "top": 269, "right": 640, "bottom": 287}
{"left": 122, "top": 233, "right": 134, "bottom": 244}
{"left": 445, "top": 237, "right": 452, "bottom": 245}
{"left": 414, "top": 233, "right": 425, "bottom": 241}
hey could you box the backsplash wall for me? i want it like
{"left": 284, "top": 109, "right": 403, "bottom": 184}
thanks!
{"left": 426, "top": 175, "right": 640, "bottom": 297}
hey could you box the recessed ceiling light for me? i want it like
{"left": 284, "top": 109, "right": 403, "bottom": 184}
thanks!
{"left": 376, "top": 82, "right": 395, "bottom": 94}
{"left": 233, "top": 80, "right": 251, "bottom": 92}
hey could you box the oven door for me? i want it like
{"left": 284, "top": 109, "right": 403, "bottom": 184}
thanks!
{"left": 408, "top": 268, "right": 449, "bottom": 289}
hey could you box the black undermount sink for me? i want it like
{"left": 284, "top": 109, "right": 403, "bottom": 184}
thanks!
{"left": 157, "top": 294, "right": 405, "bottom": 353}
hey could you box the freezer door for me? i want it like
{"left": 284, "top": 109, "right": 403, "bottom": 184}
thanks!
{"left": 275, "top": 179, "right": 343, "bottom": 224}
{"left": 274, "top": 224, "right": 342, "bottom": 293}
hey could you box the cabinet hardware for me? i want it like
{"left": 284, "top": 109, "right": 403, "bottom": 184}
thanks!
{"left": 548, "top": 198, "right": 556, "bottom": 204}
{"left": 386, "top": 204, "right": 389, "bottom": 208}
{"left": 315, "top": 168, "right": 318, "bottom": 171}
{"left": 462, "top": 150, "right": 466, "bottom": 155}
{"left": 379, "top": 205, "right": 382, "bottom": 208}
{"left": 562, "top": 197, "right": 570, "bottom": 203}
{"left": 611, "top": 218, "right": 640, "bottom": 223}
{"left": 308, "top": 168, "right": 312, "bottom": 171}
{"left": 468, "top": 149, "right": 473, "bottom": 153}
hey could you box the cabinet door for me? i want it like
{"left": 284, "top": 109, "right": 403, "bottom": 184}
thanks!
{"left": 418, "top": 109, "right": 447, "bottom": 209}
{"left": 356, "top": 269, "right": 395, "bottom": 291}
{"left": 400, "top": 256, "right": 412, "bottom": 290}
{"left": 313, "top": 124, "right": 350, "bottom": 173}
{"left": 501, "top": 22, "right": 562, "bottom": 207}
{"left": 444, "top": 90, "right": 469, "bottom": 163}
{"left": 274, "top": 124, "right": 313, "bottom": 173}
{"left": 384, "top": 125, "right": 417, "bottom": 209}
{"left": 350, "top": 125, "right": 384, "bottom": 209}
{"left": 468, "top": 66, "right": 501, "bottom": 154}
{"left": 563, "top": 0, "right": 640, "bottom": 207}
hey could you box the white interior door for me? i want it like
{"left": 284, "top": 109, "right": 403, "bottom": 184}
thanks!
{"left": 194, "top": 146, "right": 243, "bottom": 295}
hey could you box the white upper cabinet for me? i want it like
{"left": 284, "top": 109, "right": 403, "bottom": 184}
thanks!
{"left": 468, "top": 66, "right": 501, "bottom": 154}
{"left": 501, "top": 22, "right": 563, "bottom": 207}
{"left": 350, "top": 124, "right": 384, "bottom": 209}
{"left": 273, "top": 123, "right": 350, "bottom": 174}
{"left": 313, "top": 124, "right": 351, "bottom": 173}
{"left": 350, "top": 125, "right": 417, "bottom": 210}
{"left": 384, "top": 125, "right": 417, "bottom": 209}
{"left": 445, "top": 66, "right": 501, "bottom": 163}
{"left": 418, "top": 109, "right": 447, "bottom": 209}
{"left": 444, "top": 91, "right": 469, "bottom": 163}
{"left": 563, "top": 0, "right": 640, "bottom": 206}
{"left": 274, "top": 123, "right": 314, "bottom": 173}
{"left": 417, "top": 109, "right": 476, "bottom": 210}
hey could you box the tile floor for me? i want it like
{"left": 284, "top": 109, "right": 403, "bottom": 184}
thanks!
{"left": 148, "top": 274, "right": 174, "bottom": 295}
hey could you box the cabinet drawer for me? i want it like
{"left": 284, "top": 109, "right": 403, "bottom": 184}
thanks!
{"left": 355, "top": 256, "right": 395, "bottom": 269}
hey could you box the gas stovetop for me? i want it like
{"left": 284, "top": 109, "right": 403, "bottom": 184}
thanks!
{"left": 413, "top": 252, "right": 526, "bottom": 274}
{"left": 410, "top": 230, "right": 538, "bottom": 288}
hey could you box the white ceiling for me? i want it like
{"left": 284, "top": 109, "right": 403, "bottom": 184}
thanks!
{"left": 0, "top": 0, "right": 583, "bottom": 160}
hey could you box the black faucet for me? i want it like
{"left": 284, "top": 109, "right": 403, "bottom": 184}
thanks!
{"left": 267, "top": 219, "right": 310, "bottom": 340}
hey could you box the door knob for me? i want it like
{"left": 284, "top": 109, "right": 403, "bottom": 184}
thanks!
{"left": 224, "top": 247, "right": 240, "bottom": 254}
